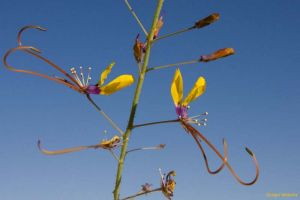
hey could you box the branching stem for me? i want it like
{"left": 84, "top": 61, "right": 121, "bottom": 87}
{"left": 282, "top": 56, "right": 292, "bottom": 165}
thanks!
{"left": 113, "top": 1, "right": 164, "bottom": 199}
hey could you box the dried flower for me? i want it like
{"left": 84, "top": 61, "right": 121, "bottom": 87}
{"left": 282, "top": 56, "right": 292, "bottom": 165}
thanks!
{"left": 194, "top": 13, "right": 220, "bottom": 29}
{"left": 200, "top": 48, "right": 235, "bottom": 62}
{"left": 141, "top": 183, "right": 152, "bottom": 192}
{"left": 153, "top": 16, "right": 164, "bottom": 39}
{"left": 160, "top": 169, "right": 176, "bottom": 200}
{"left": 133, "top": 34, "right": 145, "bottom": 63}
{"left": 37, "top": 135, "right": 121, "bottom": 155}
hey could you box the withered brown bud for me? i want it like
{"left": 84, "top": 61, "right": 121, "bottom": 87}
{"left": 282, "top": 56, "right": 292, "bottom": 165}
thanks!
{"left": 200, "top": 48, "right": 235, "bottom": 62}
{"left": 153, "top": 16, "right": 164, "bottom": 39}
{"left": 133, "top": 34, "right": 145, "bottom": 63}
{"left": 194, "top": 13, "right": 220, "bottom": 29}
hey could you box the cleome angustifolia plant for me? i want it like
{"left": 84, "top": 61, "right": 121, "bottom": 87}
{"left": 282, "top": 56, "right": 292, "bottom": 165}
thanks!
{"left": 3, "top": 0, "right": 259, "bottom": 199}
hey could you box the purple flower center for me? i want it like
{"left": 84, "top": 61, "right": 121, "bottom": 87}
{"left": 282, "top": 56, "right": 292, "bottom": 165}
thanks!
{"left": 175, "top": 105, "right": 188, "bottom": 119}
{"left": 86, "top": 85, "right": 100, "bottom": 94}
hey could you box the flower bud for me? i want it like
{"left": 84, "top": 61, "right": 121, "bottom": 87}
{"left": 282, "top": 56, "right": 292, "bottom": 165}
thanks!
{"left": 194, "top": 13, "right": 220, "bottom": 29}
{"left": 133, "top": 34, "right": 145, "bottom": 63}
{"left": 200, "top": 48, "right": 235, "bottom": 62}
{"left": 153, "top": 16, "right": 164, "bottom": 39}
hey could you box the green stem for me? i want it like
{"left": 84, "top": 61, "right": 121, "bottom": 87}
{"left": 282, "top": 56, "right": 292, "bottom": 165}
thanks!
{"left": 113, "top": 1, "right": 164, "bottom": 199}
{"left": 153, "top": 26, "right": 194, "bottom": 42}
{"left": 86, "top": 95, "right": 124, "bottom": 136}
{"left": 146, "top": 59, "right": 199, "bottom": 72}
{"left": 124, "top": 0, "right": 148, "bottom": 36}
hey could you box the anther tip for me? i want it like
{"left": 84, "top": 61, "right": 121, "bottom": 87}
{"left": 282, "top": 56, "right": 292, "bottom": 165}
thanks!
{"left": 245, "top": 147, "right": 254, "bottom": 156}
{"left": 39, "top": 27, "right": 47, "bottom": 31}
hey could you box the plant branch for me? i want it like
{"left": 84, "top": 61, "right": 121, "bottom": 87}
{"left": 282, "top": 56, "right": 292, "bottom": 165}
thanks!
{"left": 154, "top": 26, "right": 194, "bottom": 42}
{"left": 124, "top": 0, "right": 148, "bottom": 36}
{"left": 133, "top": 119, "right": 179, "bottom": 129}
{"left": 121, "top": 188, "right": 162, "bottom": 200}
{"left": 126, "top": 144, "right": 165, "bottom": 154}
{"left": 86, "top": 94, "right": 124, "bottom": 136}
{"left": 113, "top": 1, "right": 164, "bottom": 199}
{"left": 147, "top": 59, "right": 199, "bottom": 72}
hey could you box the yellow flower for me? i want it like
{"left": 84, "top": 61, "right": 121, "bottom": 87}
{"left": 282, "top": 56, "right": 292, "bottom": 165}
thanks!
{"left": 3, "top": 25, "right": 135, "bottom": 95}
{"left": 86, "top": 62, "right": 135, "bottom": 95}
{"left": 171, "top": 68, "right": 206, "bottom": 119}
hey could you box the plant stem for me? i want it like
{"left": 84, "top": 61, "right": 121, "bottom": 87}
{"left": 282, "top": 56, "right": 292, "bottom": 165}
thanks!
{"left": 146, "top": 59, "right": 199, "bottom": 72}
{"left": 113, "top": 1, "right": 164, "bottom": 199}
{"left": 153, "top": 26, "right": 194, "bottom": 42}
{"left": 124, "top": 0, "right": 148, "bottom": 36}
{"left": 133, "top": 119, "right": 179, "bottom": 129}
{"left": 120, "top": 188, "right": 162, "bottom": 200}
{"left": 86, "top": 95, "right": 124, "bottom": 136}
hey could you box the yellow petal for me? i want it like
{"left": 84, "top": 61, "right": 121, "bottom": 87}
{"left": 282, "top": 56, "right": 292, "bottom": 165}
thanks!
{"left": 99, "top": 61, "right": 115, "bottom": 86}
{"left": 171, "top": 69, "right": 183, "bottom": 105}
{"left": 182, "top": 76, "right": 206, "bottom": 106}
{"left": 100, "top": 74, "right": 135, "bottom": 95}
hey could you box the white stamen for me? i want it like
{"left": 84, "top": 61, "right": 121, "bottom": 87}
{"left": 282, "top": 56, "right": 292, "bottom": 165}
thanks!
{"left": 70, "top": 66, "right": 92, "bottom": 87}
{"left": 70, "top": 67, "right": 83, "bottom": 86}
{"left": 158, "top": 168, "right": 165, "bottom": 184}
{"left": 202, "top": 118, "right": 208, "bottom": 122}
{"left": 86, "top": 67, "right": 92, "bottom": 86}
{"left": 80, "top": 66, "right": 86, "bottom": 86}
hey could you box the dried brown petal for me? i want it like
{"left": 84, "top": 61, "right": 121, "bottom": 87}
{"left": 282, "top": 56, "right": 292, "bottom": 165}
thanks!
{"left": 153, "top": 16, "right": 164, "bottom": 39}
{"left": 194, "top": 13, "right": 220, "bottom": 29}
{"left": 133, "top": 34, "right": 145, "bottom": 63}
{"left": 200, "top": 48, "right": 235, "bottom": 62}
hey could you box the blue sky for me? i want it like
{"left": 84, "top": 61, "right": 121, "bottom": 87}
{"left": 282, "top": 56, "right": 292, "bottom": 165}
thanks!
{"left": 0, "top": 0, "right": 299, "bottom": 200}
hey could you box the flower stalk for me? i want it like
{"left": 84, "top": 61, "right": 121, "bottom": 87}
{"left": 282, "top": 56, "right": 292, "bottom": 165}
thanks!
{"left": 86, "top": 94, "right": 124, "bottom": 136}
{"left": 113, "top": 1, "right": 164, "bottom": 199}
{"left": 133, "top": 119, "right": 179, "bottom": 129}
{"left": 121, "top": 188, "right": 162, "bottom": 200}
{"left": 124, "top": 0, "right": 148, "bottom": 36}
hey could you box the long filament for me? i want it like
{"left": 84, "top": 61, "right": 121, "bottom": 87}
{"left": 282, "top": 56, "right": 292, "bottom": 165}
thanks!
{"left": 181, "top": 120, "right": 259, "bottom": 185}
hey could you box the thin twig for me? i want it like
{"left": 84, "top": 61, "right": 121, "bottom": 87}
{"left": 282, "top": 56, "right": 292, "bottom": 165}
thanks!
{"left": 154, "top": 26, "right": 194, "bottom": 42}
{"left": 86, "top": 94, "right": 124, "bottom": 136}
{"left": 124, "top": 0, "right": 148, "bottom": 36}
{"left": 121, "top": 188, "right": 162, "bottom": 200}
{"left": 133, "top": 119, "right": 179, "bottom": 128}
{"left": 147, "top": 59, "right": 199, "bottom": 72}
{"left": 126, "top": 144, "right": 165, "bottom": 154}
{"left": 109, "top": 149, "right": 120, "bottom": 162}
